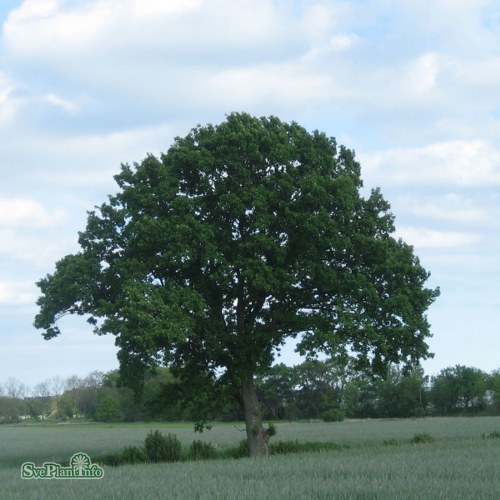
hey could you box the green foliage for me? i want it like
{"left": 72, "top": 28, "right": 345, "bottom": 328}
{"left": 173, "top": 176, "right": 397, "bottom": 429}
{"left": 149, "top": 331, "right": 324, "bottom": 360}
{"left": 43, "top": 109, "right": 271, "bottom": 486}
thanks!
{"left": 374, "top": 365, "right": 428, "bottom": 418}
{"left": 144, "top": 430, "right": 182, "bottom": 463}
{"left": 0, "top": 397, "right": 27, "bottom": 423}
{"left": 269, "top": 439, "right": 304, "bottom": 455}
{"left": 411, "top": 432, "right": 435, "bottom": 444}
{"left": 430, "top": 365, "right": 488, "bottom": 415}
{"left": 121, "top": 446, "right": 148, "bottom": 464}
{"left": 269, "top": 440, "right": 344, "bottom": 455}
{"left": 256, "top": 364, "right": 299, "bottom": 420}
{"left": 382, "top": 438, "right": 401, "bottom": 446}
{"left": 322, "top": 409, "right": 345, "bottom": 422}
{"left": 488, "top": 370, "right": 500, "bottom": 413}
{"left": 481, "top": 430, "right": 500, "bottom": 440}
{"left": 95, "top": 452, "right": 124, "bottom": 466}
{"left": 96, "top": 446, "right": 148, "bottom": 466}
{"left": 266, "top": 422, "right": 277, "bottom": 437}
{"left": 34, "top": 113, "right": 439, "bottom": 455}
{"left": 293, "top": 359, "right": 346, "bottom": 419}
{"left": 95, "top": 394, "right": 123, "bottom": 422}
{"left": 55, "top": 391, "right": 76, "bottom": 420}
{"left": 224, "top": 439, "right": 250, "bottom": 459}
{"left": 193, "top": 421, "right": 213, "bottom": 433}
{"left": 188, "top": 440, "right": 218, "bottom": 460}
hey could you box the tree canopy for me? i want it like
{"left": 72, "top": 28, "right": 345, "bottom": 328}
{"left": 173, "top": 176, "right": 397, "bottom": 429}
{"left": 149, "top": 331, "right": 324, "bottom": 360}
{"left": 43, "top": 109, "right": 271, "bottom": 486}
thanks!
{"left": 34, "top": 112, "right": 439, "bottom": 455}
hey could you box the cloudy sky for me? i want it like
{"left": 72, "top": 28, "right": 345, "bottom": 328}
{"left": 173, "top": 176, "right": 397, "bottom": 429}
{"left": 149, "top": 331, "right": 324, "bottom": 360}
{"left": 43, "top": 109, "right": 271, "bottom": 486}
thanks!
{"left": 1, "top": 0, "right": 499, "bottom": 390}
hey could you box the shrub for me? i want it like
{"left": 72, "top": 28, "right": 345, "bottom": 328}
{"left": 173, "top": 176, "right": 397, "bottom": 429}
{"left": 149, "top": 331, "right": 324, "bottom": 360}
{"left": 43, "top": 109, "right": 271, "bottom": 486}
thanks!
{"left": 121, "top": 446, "right": 148, "bottom": 464}
{"left": 94, "top": 453, "right": 122, "bottom": 466}
{"left": 95, "top": 446, "right": 148, "bottom": 466}
{"left": 266, "top": 423, "right": 277, "bottom": 437}
{"left": 269, "top": 440, "right": 303, "bottom": 455}
{"left": 411, "top": 433, "right": 435, "bottom": 444}
{"left": 481, "top": 430, "right": 500, "bottom": 440}
{"left": 224, "top": 439, "right": 250, "bottom": 459}
{"left": 269, "top": 440, "right": 345, "bottom": 455}
{"left": 410, "top": 407, "right": 426, "bottom": 418}
{"left": 188, "top": 440, "right": 218, "bottom": 461}
{"left": 144, "top": 430, "right": 182, "bottom": 463}
{"left": 322, "top": 409, "right": 345, "bottom": 422}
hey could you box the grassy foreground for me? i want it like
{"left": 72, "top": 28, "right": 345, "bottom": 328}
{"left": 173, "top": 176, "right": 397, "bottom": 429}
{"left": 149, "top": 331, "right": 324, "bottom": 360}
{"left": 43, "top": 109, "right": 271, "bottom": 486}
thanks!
{"left": 1, "top": 417, "right": 500, "bottom": 499}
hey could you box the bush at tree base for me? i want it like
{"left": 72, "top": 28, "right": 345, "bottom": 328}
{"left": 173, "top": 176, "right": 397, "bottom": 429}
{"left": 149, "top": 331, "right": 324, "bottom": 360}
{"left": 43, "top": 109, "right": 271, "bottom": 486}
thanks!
{"left": 144, "top": 430, "right": 182, "bottom": 463}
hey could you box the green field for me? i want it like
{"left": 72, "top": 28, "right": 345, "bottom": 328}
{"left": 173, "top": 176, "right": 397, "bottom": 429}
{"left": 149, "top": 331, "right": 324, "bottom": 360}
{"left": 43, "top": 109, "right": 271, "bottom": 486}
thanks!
{"left": 1, "top": 417, "right": 500, "bottom": 499}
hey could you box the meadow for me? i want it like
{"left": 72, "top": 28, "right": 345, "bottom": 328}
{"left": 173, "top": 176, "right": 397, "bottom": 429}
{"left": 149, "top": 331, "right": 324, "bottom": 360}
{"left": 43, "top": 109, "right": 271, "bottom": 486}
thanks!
{"left": 1, "top": 417, "right": 500, "bottom": 499}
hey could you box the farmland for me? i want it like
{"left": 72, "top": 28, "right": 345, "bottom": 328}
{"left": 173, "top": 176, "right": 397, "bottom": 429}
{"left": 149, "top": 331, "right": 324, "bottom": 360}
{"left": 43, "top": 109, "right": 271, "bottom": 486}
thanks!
{"left": 1, "top": 417, "right": 500, "bottom": 499}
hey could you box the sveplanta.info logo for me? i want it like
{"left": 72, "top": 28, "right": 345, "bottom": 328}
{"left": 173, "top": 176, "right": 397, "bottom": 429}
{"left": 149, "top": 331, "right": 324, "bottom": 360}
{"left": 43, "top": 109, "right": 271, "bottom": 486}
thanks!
{"left": 21, "top": 452, "right": 104, "bottom": 479}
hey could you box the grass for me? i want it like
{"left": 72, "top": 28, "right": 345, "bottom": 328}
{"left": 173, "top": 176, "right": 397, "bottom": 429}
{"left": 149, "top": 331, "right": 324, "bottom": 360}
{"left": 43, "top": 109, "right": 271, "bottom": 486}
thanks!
{"left": 1, "top": 417, "right": 500, "bottom": 499}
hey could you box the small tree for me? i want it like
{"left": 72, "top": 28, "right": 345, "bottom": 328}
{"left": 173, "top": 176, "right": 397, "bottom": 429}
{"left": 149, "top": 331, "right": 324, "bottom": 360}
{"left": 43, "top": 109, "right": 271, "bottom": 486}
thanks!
{"left": 295, "top": 360, "right": 341, "bottom": 419}
{"left": 32, "top": 381, "right": 53, "bottom": 419}
{"left": 0, "top": 397, "right": 27, "bottom": 423}
{"left": 144, "top": 430, "right": 182, "bottom": 463}
{"left": 4, "top": 378, "right": 27, "bottom": 400}
{"left": 256, "top": 363, "right": 299, "bottom": 419}
{"left": 431, "top": 365, "right": 488, "bottom": 415}
{"left": 489, "top": 369, "right": 500, "bottom": 414}
{"left": 95, "top": 393, "right": 123, "bottom": 422}
{"left": 376, "top": 365, "right": 428, "bottom": 418}
{"left": 342, "top": 375, "right": 380, "bottom": 418}
{"left": 34, "top": 113, "right": 439, "bottom": 456}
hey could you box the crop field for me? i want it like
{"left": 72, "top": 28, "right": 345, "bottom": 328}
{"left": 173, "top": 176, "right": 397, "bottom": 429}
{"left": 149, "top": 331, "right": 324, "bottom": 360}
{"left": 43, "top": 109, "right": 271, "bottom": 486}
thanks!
{"left": 1, "top": 417, "right": 500, "bottom": 499}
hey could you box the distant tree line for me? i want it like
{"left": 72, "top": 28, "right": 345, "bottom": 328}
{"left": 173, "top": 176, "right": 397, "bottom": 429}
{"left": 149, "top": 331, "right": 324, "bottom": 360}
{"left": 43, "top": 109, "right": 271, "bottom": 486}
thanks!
{"left": 256, "top": 362, "right": 499, "bottom": 420}
{"left": 1, "top": 360, "right": 500, "bottom": 423}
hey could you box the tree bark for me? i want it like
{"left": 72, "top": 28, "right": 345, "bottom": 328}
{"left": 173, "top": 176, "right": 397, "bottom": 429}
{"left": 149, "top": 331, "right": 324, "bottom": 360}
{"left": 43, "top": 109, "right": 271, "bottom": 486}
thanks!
{"left": 241, "top": 376, "right": 269, "bottom": 457}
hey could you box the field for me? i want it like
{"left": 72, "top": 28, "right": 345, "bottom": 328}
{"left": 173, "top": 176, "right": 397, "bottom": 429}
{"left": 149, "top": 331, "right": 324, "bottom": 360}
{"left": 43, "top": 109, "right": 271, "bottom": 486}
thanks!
{"left": 1, "top": 417, "right": 500, "bottom": 499}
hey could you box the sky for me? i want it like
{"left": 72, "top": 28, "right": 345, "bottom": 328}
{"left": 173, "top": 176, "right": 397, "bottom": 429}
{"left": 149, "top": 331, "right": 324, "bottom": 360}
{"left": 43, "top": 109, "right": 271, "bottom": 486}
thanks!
{"left": 0, "top": 0, "right": 499, "bottom": 391}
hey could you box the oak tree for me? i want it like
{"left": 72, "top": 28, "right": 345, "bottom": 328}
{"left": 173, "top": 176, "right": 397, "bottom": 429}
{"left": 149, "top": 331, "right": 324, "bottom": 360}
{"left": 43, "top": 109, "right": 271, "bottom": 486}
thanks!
{"left": 35, "top": 113, "right": 439, "bottom": 456}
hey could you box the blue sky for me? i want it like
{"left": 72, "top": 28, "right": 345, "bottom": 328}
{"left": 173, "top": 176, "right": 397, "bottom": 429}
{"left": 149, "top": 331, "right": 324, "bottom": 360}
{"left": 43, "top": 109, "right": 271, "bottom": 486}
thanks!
{"left": 1, "top": 0, "right": 499, "bottom": 389}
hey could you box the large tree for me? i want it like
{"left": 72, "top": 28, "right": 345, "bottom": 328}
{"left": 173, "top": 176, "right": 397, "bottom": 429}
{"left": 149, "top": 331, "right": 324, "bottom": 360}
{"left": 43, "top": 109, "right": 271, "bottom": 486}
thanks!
{"left": 34, "top": 113, "right": 439, "bottom": 456}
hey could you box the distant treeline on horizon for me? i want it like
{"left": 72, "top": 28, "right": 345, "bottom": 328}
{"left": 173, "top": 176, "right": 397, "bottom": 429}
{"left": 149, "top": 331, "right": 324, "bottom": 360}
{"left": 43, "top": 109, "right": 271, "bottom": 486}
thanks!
{"left": 1, "top": 360, "right": 499, "bottom": 423}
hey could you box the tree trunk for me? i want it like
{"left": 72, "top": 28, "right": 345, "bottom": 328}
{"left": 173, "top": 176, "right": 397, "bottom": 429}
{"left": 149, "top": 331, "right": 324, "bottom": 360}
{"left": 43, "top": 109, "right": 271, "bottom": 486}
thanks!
{"left": 241, "top": 376, "right": 269, "bottom": 457}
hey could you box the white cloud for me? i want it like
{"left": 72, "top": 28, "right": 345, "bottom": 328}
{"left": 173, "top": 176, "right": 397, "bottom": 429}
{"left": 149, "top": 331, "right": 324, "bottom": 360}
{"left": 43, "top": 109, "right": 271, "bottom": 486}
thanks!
{"left": 300, "top": 2, "right": 341, "bottom": 40}
{"left": 44, "top": 93, "right": 78, "bottom": 113}
{"left": 423, "top": 253, "right": 500, "bottom": 273}
{"left": 1, "top": 0, "right": 317, "bottom": 120}
{"left": 396, "top": 226, "right": 481, "bottom": 249}
{"left": 32, "top": 124, "right": 176, "bottom": 187}
{"left": 361, "top": 140, "right": 500, "bottom": 188}
{"left": 3, "top": 0, "right": 293, "bottom": 64}
{"left": 4, "top": 0, "right": 105, "bottom": 56}
{"left": 403, "top": 52, "right": 441, "bottom": 99}
{"left": 0, "top": 199, "right": 74, "bottom": 268}
{"left": 328, "top": 34, "right": 358, "bottom": 51}
{"left": 8, "top": 0, "right": 497, "bottom": 139}
{"left": 447, "top": 57, "right": 500, "bottom": 89}
{"left": 0, "top": 72, "right": 23, "bottom": 126}
{"left": 0, "top": 198, "right": 69, "bottom": 228}
{"left": 412, "top": 204, "right": 489, "bottom": 225}
{"left": 9, "top": 0, "right": 59, "bottom": 19}
{"left": 128, "top": 0, "right": 202, "bottom": 18}
{"left": 202, "top": 61, "right": 337, "bottom": 112}
{"left": 0, "top": 123, "right": 177, "bottom": 200}
{"left": 400, "top": 193, "right": 491, "bottom": 225}
{"left": 0, "top": 280, "right": 37, "bottom": 305}
{"left": 0, "top": 227, "right": 75, "bottom": 268}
